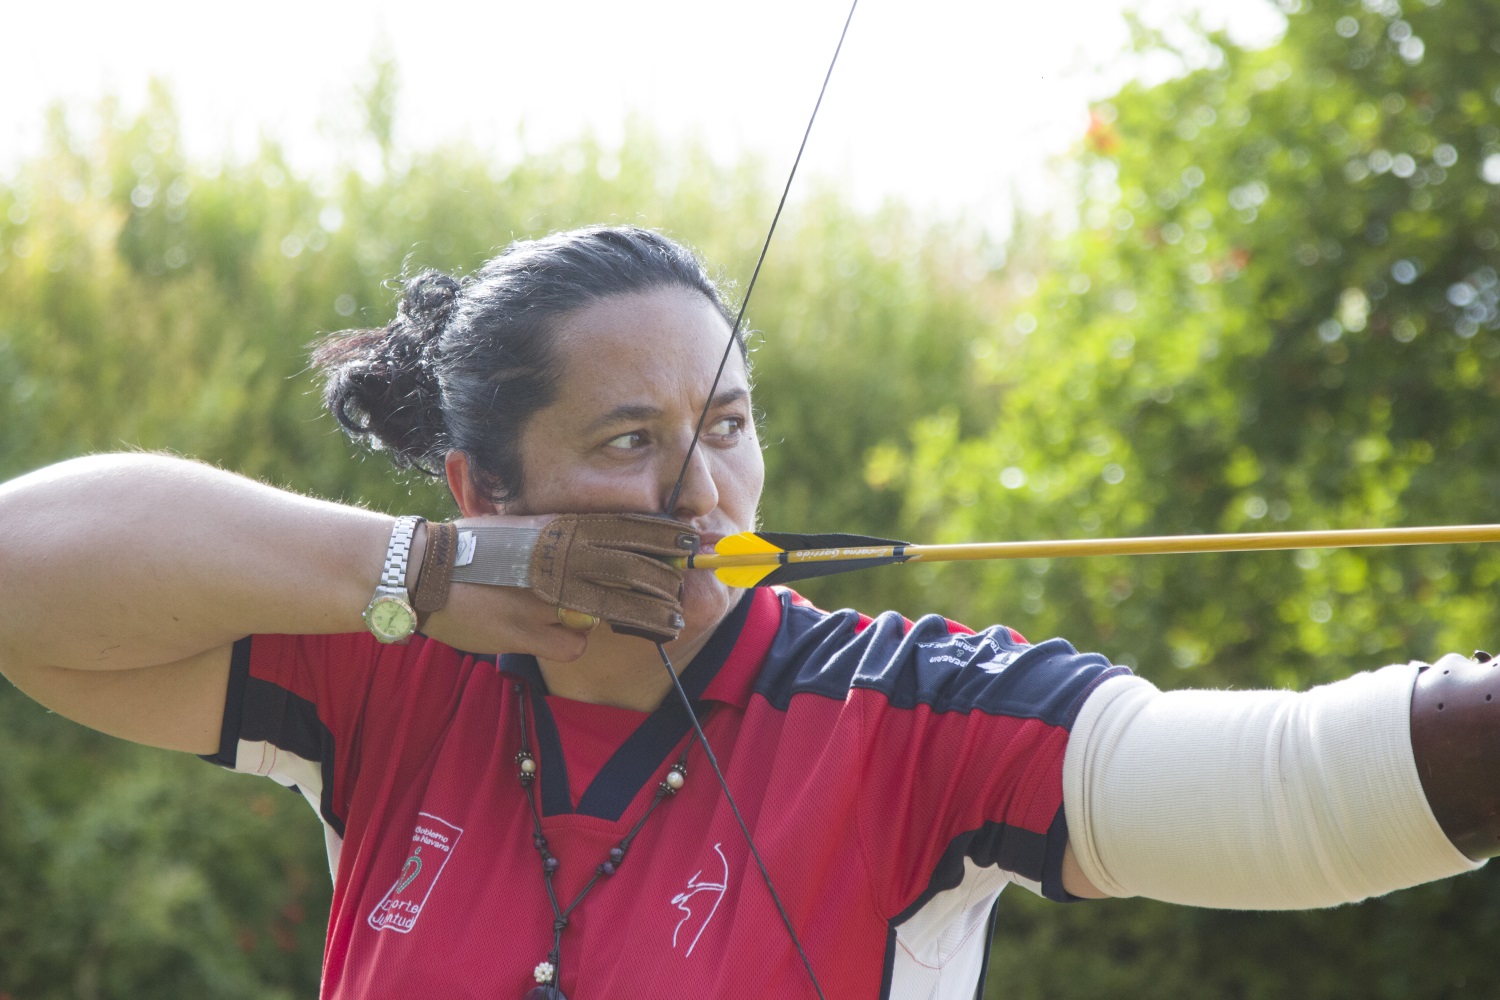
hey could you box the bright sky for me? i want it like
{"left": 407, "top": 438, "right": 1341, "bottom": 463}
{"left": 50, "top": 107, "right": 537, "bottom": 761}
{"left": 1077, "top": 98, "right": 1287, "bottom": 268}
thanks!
{"left": 3, "top": 0, "right": 1284, "bottom": 233}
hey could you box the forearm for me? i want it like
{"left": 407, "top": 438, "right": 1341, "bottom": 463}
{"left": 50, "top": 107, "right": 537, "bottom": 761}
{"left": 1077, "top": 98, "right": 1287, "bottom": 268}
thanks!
{"left": 0, "top": 453, "right": 392, "bottom": 675}
{"left": 1063, "top": 663, "right": 1482, "bottom": 909}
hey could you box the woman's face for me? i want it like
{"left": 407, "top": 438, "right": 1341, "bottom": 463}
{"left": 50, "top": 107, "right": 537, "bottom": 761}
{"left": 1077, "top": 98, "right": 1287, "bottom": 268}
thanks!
{"left": 507, "top": 287, "right": 764, "bottom": 636}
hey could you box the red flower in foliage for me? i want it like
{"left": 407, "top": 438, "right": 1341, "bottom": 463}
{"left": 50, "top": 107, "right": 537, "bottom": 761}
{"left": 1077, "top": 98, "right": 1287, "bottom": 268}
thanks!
{"left": 1086, "top": 109, "right": 1121, "bottom": 155}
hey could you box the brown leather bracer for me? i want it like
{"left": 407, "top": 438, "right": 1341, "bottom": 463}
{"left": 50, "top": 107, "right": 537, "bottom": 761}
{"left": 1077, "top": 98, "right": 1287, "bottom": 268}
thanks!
{"left": 1410, "top": 652, "right": 1500, "bottom": 860}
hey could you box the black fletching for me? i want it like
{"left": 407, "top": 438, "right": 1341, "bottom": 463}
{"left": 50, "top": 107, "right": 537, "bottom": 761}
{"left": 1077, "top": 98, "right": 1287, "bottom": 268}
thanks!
{"left": 748, "top": 531, "right": 911, "bottom": 586}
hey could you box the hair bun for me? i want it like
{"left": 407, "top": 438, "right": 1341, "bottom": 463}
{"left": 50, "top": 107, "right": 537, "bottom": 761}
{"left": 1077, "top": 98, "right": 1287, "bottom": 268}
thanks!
{"left": 398, "top": 270, "right": 462, "bottom": 343}
{"left": 310, "top": 269, "right": 462, "bottom": 477}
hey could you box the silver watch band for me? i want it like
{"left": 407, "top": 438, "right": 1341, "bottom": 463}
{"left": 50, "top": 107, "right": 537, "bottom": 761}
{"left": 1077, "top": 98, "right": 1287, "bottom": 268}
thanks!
{"left": 450, "top": 526, "right": 543, "bottom": 588}
{"left": 380, "top": 516, "right": 425, "bottom": 592}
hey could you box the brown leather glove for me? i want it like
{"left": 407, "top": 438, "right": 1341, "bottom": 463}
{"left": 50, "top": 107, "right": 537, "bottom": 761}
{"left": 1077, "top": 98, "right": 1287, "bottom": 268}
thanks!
{"left": 448, "top": 514, "right": 699, "bottom": 644}
{"left": 529, "top": 514, "right": 699, "bottom": 643}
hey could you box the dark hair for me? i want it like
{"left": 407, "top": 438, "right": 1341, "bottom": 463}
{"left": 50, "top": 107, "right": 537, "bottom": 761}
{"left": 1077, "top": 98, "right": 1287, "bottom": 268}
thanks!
{"left": 313, "top": 226, "right": 741, "bottom": 504}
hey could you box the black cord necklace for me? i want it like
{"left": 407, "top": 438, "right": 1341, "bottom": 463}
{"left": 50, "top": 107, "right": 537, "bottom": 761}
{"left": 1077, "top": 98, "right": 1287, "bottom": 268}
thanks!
{"left": 514, "top": 682, "right": 700, "bottom": 1000}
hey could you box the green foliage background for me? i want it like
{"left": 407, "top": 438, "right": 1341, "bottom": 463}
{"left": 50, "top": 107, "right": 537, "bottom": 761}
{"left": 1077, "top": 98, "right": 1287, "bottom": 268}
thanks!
{"left": 3, "top": 0, "right": 1500, "bottom": 995}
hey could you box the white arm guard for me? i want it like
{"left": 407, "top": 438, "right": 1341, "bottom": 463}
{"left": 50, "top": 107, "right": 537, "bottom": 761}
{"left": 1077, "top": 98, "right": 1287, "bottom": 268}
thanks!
{"left": 1063, "top": 662, "right": 1483, "bottom": 909}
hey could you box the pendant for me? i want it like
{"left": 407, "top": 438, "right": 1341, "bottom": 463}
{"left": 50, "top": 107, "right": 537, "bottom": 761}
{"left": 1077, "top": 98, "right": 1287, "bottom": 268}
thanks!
{"left": 523, "top": 959, "right": 565, "bottom": 999}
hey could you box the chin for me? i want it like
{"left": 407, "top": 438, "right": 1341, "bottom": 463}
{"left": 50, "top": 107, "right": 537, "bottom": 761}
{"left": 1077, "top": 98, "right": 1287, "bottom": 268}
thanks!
{"left": 677, "top": 573, "right": 742, "bottom": 641}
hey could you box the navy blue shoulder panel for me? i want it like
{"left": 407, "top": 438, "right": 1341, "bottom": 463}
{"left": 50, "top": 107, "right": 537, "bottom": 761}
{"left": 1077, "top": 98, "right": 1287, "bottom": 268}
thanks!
{"left": 199, "top": 635, "right": 253, "bottom": 769}
{"left": 198, "top": 635, "right": 347, "bottom": 837}
{"left": 756, "top": 595, "right": 1127, "bottom": 727}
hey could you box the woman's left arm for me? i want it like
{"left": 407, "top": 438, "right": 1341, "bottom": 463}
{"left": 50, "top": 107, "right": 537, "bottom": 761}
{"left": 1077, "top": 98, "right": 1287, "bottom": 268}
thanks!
{"left": 1061, "top": 655, "right": 1490, "bottom": 909}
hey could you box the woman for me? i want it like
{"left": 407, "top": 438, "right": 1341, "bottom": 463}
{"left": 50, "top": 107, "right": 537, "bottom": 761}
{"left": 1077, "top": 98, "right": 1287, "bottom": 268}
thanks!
{"left": 0, "top": 226, "right": 1492, "bottom": 999}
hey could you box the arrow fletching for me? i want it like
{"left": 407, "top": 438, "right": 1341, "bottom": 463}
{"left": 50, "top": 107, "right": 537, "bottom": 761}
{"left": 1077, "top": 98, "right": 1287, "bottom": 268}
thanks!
{"left": 679, "top": 524, "right": 1500, "bottom": 588}
{"left": 689, "top": 531, "right": 911, "bottom": 587}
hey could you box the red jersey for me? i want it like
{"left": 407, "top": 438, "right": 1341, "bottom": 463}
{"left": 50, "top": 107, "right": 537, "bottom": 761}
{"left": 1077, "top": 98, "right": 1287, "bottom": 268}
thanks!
{"left": 203, "top": 587, "right": 1125, "bottom": 998}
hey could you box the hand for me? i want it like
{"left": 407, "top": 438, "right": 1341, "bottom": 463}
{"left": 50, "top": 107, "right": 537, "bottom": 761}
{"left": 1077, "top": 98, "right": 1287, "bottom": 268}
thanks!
{"left": 526, "top": 513, "right": 700, "bottom": 644}
{"left": 421, "top": 512, "right": 698, "bottom": 657}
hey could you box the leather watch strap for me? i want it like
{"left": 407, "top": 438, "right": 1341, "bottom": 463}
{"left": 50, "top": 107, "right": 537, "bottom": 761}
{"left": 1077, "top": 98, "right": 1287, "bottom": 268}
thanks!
{"left": 414, "top": 521, "right": 459, "bottom": 614}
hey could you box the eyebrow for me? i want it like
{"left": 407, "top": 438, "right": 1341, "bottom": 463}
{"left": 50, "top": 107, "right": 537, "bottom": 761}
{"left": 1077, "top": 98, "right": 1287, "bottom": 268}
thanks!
{"left": 582, "top": 387, "right": 750, "bottom": 436}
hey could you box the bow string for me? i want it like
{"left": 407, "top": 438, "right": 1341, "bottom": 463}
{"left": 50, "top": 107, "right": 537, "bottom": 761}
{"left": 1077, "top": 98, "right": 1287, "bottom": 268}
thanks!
{"left": 654, "top": 4, "right": 861, "bottom": 997}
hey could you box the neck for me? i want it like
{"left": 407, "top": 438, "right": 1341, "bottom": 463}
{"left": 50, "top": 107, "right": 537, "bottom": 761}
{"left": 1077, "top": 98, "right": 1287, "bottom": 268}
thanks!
{"left": 536, "top": 626, "right": 715, "bottom": 713}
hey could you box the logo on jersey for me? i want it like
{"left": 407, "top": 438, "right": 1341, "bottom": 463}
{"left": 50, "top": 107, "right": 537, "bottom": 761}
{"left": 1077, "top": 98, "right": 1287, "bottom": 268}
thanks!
{"left": 975, "top": 648, "right": 1024, "bottom": 673}
{"left": 918, "top": 630, "right": 1023, "bottom": 673}
{"left": 670, "top": 842, "right": 729, "bottom": 956}
{"left": 368, "top": 812, "right": 464, "bottom": 934}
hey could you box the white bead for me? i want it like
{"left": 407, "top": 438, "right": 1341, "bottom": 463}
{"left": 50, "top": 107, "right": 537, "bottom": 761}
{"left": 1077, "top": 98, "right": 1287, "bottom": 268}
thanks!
{"left": 534, "top": 961, "right": 555, "bottom": 983}
{"left": 665, "top": 769, "right": 685, "bottom": 790}
{"left": 520, "top": 758, "right": 537, "bottom": 774}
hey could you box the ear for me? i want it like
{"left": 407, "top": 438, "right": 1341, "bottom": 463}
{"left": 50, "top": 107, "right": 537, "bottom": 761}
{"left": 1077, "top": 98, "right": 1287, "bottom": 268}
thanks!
{"left": 444, "top": 450, "right": 502, "bottom": 517}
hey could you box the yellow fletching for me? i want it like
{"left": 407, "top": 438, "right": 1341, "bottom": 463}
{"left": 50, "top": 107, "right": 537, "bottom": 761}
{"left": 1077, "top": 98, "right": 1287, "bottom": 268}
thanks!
{"left": 713, "top": 565, "right": 778, "bottom": 588}
{"left": 714, "top": 532, "right": 787, "bottom": 556}
{"left": 696, "top": 532, "right": 784, "bottom": 587}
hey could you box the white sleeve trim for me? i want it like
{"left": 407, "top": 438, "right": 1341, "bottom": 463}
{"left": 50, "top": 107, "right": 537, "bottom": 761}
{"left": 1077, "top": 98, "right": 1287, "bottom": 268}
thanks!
{"left": 1063, "top": 663, "right": 1483, "bottom": 910}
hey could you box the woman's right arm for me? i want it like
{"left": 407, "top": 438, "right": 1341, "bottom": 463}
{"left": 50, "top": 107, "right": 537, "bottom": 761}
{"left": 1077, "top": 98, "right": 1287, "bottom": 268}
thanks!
{"left": 0, "top": 453, "right": 585, "bottom": 754}
{"left": 0, "top": 453, "right": 400, "bottom": 754}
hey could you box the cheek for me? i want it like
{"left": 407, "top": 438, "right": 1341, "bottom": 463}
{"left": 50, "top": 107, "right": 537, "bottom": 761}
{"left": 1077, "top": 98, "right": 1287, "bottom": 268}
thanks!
{"left": 510, "top": 455, "right": 662, "bottom": 516}
{"left": 721, "top": 444, "right": 765, "bottom": 519}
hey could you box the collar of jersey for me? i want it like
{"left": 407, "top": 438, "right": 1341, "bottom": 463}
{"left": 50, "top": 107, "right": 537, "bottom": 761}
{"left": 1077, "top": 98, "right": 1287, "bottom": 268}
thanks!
{"left": 496, "top": 587, "right": 784, "bottom": 709}
{"left": 494, "top": 587, "right": 783, "bottom": 819}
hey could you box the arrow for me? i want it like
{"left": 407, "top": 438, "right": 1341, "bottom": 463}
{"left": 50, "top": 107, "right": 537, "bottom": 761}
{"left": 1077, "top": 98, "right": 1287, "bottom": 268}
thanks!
{"left": 677, "top": 525, "right": 1500, "bottom": 588}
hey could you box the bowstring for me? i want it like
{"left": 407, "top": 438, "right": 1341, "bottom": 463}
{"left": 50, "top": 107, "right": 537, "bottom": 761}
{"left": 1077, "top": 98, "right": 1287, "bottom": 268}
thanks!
{"left": 655, "top": 3, "right": 860, "bottom": 997}
{"left": 663, "top": 0, "right": 861, "bottom": 515}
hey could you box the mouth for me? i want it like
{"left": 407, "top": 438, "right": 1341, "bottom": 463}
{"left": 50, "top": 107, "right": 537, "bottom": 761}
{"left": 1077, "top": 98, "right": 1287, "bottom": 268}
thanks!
{"left": 695, "top": 532, "right": 724, "bottom": 556}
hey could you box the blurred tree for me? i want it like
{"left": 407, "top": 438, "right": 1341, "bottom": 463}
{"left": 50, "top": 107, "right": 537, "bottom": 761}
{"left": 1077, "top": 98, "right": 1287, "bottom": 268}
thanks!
{"left": 873, "top": 0, "right": 1500, "bottom": 995}
{"left": 360, "top": 47, "right": 401, "bottom": 174}
{"left": 0, "top": 73, "right": 998, "bottom": 997}
{"left": 6, "top": 0, "right": 1500, "bottom": 992}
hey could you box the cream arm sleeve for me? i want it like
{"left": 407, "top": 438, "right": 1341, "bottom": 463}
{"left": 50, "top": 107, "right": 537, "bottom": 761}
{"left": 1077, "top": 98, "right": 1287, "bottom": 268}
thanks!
{"left": 1062, "top": 658, "right": 1483, "bottom": 909}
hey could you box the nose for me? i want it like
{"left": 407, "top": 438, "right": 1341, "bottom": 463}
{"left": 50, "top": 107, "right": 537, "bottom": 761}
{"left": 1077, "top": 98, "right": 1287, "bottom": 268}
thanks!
{"left": 662, "top": 442, "right": 719, "bottom": 521}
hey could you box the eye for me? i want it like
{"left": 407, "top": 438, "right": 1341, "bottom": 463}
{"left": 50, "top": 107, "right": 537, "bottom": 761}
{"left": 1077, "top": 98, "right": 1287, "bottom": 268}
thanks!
{"left": 604, "top": 431, "right": 647, "bottom": 451}
{"left": 707, "top": 415, "right": 747, "bottom": 440}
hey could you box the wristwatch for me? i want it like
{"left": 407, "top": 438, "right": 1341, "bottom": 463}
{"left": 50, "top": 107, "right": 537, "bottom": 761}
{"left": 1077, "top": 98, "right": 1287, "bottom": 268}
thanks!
{"left": 363, "top": 515, "right": 424, "bottom": 643}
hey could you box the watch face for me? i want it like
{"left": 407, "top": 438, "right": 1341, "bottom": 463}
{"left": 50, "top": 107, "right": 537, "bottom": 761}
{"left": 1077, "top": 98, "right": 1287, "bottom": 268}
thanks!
{"left": 366, "top": 595, "right": 417, "bottom": 642}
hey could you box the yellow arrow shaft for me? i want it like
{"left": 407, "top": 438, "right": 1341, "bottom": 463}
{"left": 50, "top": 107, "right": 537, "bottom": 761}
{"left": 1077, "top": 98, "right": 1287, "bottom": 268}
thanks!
{"left": 682, "top": 524, "right": 1500, "bottom": 570}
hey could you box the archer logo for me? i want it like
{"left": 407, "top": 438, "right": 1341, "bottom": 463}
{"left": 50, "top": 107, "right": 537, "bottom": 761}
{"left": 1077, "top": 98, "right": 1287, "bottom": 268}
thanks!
{"left": 367, "top": 812, "right": 464, "bottom": 934}
{"left": 670, "top": 843, "right": 729, "bottom": 957}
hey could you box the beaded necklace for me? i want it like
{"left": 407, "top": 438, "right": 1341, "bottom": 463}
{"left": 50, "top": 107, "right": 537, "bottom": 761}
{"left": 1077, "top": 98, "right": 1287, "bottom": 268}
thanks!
{"left": 514, "top": 683, "right": 699, "bottom": 1000}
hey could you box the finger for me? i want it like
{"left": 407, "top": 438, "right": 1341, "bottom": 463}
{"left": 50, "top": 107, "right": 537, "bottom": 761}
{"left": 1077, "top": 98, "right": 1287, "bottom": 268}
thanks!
{"left": 530, "top": 623, "right": 589, "bottom": 662}
{"left": 555, "top": 575, "right": 686, "bottom": 633}
{"left": 427, "top": 585, "right": 590, "bottom": 660}
{"left": 527, "top": 514, "right": 691, "bottom": 609}
{"left": 511, "top": 598, "right": 591, "bottom": 659}
{"left": 600, "top": 514, "right": 700, "bottom": 557}
{"left": 566, "top": 513, "right": 699, "bottom": 558}
{"left": 576, "top": 548, "right": 686, "bottom": 601}
{"left": 556, "top": 607, "right": 601, "bottom": 632}
{"left": 607, "top": 620, "right": 683, "bottom": 644}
